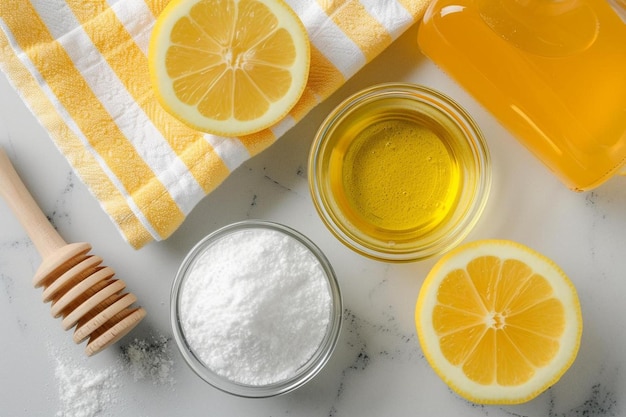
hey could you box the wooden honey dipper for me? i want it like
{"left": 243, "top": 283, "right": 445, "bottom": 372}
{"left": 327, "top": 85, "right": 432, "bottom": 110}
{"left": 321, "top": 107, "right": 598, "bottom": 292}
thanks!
{"left": 0, "top": 147, "right": 146, "bottom": 356}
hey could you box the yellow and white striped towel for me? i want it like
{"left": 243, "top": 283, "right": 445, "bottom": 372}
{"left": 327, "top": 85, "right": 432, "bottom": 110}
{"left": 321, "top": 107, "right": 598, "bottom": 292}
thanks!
{"left": 0, "top": 0, "right": 427, "bottom": 248}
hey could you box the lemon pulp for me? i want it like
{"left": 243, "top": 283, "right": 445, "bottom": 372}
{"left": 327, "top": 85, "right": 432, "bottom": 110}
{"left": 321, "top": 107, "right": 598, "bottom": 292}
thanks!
{"left": 416, "top": 239, "right": 583, "bottom": 404}
{"left": 149, "top": 0, "right": 310, "bottom": 136}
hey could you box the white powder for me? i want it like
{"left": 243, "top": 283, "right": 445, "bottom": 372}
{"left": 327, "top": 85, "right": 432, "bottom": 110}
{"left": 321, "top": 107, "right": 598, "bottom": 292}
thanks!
{"left": 52, "top": 332, "right": 175, "bottom": 417}
{"left": 179, "top": 227, "right": 332, "bottom": 385}
{"left": 54, "top": 357, "right": 119, "bottom": 417}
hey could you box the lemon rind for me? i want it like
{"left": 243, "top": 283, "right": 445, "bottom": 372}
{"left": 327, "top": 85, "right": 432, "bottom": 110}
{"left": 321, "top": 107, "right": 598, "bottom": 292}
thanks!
{"left": 415, "top": 239, "right": 583, "bottom": 405}
{"left": 148, "top": 0, "right": 310, "bottom": 137}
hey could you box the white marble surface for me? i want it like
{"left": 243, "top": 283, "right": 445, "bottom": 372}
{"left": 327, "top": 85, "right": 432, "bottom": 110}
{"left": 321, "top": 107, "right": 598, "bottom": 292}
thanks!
{"left": 1, "top": 23, "right": 625, "bottom": 417}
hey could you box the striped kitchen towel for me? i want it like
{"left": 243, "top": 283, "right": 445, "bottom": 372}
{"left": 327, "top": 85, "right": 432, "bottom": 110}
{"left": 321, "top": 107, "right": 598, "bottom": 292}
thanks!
{"left": 0, "top": 0, "right": 427, "bottom": 248}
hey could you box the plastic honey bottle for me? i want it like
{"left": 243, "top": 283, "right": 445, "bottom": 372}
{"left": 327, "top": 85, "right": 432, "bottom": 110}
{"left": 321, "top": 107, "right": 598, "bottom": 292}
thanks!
{"left": 418, "top": 0, "right": 626, "bottom": 191}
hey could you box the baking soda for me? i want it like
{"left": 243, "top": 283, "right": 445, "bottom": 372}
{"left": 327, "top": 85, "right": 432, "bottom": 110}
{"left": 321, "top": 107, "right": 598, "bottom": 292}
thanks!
{"left": 54, "top": 357, "right": 119, "bottom": 417}
{"left": 52, "top": 332, "right": 175, "bottom": 416}
{"left": 179, "top": 227, "right": 332, "bottom": 385}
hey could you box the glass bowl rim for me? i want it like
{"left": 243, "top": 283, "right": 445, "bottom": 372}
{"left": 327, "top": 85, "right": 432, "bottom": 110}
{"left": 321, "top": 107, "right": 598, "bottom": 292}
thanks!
{"left": 308, "top": 82, "right": 492, "bottom": 262}
{"left": 170, "top": 219, "right": 343, "bottom": 398}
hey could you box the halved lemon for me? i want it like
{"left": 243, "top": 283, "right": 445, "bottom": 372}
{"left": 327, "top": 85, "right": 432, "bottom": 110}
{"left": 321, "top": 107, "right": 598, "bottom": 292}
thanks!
{"left": 415, "top": 239, "right": 582, "bottom": 404}
{"left": 149, "top": 0, "right": 310, "bottom": 137}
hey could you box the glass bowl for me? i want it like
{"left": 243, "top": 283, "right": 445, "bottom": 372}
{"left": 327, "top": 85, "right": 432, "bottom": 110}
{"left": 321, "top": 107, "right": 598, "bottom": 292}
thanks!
{"left": 308, "top": 83, "right": 491, "bottom": 262}
{"left": 171, "top": 220, "right": 342, "bottom": 398}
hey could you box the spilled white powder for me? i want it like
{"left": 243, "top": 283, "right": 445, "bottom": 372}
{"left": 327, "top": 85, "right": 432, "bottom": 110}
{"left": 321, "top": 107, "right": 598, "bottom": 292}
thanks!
{"left": 52, "top": 332, "right": 175, "bottom": 417}
{"left": 179, "top": 227, "right": 332, "bottom": 385}
{"left": 54, "top": 357, "right": 119, "bottom": 417}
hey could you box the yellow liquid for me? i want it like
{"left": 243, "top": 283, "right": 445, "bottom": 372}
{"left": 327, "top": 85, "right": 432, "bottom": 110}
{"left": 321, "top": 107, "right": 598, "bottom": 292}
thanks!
{"left": 328, "top": 107, "right": 463, "bottom": 241}
{"left": 418, "top": 0, "right": 626, "bottom": 190}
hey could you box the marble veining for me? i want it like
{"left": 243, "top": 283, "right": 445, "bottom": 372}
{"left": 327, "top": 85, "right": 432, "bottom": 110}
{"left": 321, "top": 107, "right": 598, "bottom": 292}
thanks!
{"left": 0, "top": 262, "right": 16, "bottom": 303}
{"left": 45, "top": 170, "right": 76, "bottom": 229}
{"left": 551, "top": 382, "right": 617, "bottom": 417}
{"left": 327, "top": 307, "right": 420, "bottom": 417}
{"left": 500, "top": 378, "right": 619, "bottom": 417}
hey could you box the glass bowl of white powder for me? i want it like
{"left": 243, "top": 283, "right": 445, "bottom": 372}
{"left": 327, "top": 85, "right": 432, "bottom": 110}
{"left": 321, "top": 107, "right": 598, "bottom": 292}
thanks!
{"left": 171, "top": 220, "right": 343, "bottom": 398}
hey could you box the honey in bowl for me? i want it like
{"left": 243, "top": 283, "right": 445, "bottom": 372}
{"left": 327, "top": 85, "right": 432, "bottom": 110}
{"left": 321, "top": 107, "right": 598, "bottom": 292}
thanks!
{"left": 309, "top": 83, "right": 491, "bottom": 262}
{"left": 332, "top": 110, "right": 461, "bottom": 239}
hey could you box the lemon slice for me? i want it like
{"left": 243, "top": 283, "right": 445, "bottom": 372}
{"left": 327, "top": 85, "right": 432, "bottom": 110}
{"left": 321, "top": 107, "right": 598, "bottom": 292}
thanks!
{"left": 149, "top": 0, "right": 310, "bottom": 137}
{"left": 415, "top": 239, "right": 582, "bottom": 404}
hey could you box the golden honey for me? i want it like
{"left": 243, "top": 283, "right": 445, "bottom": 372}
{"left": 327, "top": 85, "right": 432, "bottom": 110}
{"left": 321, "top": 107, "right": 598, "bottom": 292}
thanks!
{"left": 309, "top": 84, "right": 491, "bottom": 262}
{"left": 328, "top": 110, "right": 461, "bottom": 240}
{"left": 418, "top": 0, "right": 626, "bottom": 190}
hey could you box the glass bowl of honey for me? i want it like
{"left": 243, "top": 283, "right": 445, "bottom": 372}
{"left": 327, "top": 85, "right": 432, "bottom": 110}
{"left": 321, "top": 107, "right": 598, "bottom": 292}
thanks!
{"left": 308, "top": 83, "right": 491, "bottom": 262}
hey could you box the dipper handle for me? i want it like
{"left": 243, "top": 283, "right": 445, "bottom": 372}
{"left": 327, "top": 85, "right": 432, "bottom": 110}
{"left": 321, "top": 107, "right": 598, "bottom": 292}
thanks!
{"left": 0, "top": 147, "right": 66, "bottom": 257}
{"left": 0, "top": 147, "right": 146, "bottom": 355}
